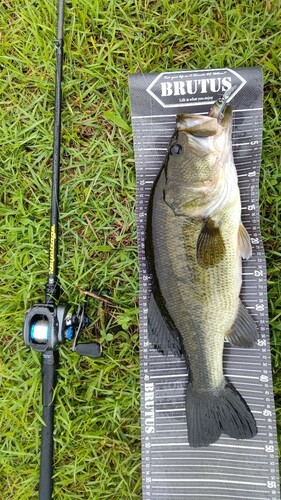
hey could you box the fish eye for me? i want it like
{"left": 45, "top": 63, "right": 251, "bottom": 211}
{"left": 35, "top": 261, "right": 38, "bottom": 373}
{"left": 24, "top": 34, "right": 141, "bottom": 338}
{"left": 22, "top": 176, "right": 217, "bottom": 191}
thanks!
{"left": 170, "top": 144, "right": 182, "bottom": 155}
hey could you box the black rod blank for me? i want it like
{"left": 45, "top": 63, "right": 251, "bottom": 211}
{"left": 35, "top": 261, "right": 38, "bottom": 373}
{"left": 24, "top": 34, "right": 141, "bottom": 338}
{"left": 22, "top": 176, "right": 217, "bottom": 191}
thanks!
{"left": 39, "top": 351, "right": 58, "bottom": 500}
{"left": 46, "top": 0, "right": 65, "bottom": 304}
{"left": 39, "top": 2, "right": 65, "bottom": 498}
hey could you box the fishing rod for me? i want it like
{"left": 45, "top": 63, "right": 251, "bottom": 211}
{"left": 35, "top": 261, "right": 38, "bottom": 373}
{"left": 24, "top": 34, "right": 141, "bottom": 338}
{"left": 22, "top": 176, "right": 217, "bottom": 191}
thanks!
{"left": 23, "top": 1, "right": 101, "bottom": 498}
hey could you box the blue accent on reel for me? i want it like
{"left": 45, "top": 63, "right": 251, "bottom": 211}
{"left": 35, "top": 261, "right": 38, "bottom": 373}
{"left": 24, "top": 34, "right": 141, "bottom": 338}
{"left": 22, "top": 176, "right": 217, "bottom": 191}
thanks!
{"left": 66, "top": 325, "right": 74, "bottom": 340}
{"left": 30, "top": 322, "right": 36, "bottom": 340}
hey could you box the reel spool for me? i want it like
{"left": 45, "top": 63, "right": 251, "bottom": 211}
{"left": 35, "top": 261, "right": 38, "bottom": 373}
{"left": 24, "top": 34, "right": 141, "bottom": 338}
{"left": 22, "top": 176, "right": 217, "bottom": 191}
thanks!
{"left": 30, "top": 320, "right": 49, "bottom": 343}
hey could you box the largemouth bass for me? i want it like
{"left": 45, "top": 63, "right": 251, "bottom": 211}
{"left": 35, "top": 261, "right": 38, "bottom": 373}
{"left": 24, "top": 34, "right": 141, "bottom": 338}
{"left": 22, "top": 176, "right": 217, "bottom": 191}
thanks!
{"left": 146, "top": 98, "right": 258, "bottom": 447}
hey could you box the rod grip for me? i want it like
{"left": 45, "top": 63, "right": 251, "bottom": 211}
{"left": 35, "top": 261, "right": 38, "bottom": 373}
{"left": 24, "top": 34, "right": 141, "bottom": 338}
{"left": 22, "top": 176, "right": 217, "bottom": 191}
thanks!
{"left": 39, "top": 351, "right": 58, "bottom": 500}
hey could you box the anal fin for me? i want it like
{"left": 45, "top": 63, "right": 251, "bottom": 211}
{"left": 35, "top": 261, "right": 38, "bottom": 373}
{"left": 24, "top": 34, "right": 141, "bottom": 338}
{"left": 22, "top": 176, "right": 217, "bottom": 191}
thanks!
{"left": 225, "top": 300, "right": 259, "bottom": 348}
{"left": 148, "top": 292, "right": 182, "bottom": 356}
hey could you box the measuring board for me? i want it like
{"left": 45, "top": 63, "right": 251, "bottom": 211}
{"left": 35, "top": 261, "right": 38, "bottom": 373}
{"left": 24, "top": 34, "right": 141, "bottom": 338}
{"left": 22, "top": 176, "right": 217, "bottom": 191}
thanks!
{"left": 129, "top": 68, "right": 280, "bottom": 500}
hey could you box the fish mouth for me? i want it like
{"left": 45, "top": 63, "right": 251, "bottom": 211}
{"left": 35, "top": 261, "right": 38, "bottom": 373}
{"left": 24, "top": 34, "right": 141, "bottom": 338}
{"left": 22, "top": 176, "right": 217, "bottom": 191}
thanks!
{"left": 176, "top": 103, "right": 232, "bottom": 138}
{"left": 176, "top": 114, "right": 219, "bottom": 137}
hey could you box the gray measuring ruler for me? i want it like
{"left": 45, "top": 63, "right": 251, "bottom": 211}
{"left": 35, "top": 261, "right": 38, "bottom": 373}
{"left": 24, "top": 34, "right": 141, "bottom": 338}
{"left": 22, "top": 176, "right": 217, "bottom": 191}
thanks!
{"left": 129, "top": 67, "right": 280, "bottom": 500}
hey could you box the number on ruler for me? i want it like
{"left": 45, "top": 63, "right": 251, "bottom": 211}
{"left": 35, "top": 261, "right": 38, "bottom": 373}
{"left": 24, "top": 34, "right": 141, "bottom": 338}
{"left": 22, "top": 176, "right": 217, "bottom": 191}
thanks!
{"left": 255, "top": 303, "right": 265, "bottom": 311}
{"left": 251, "top": 237, "right": 259, "bottom": 244}
{"left": 267, "top": 481, "right": 276, "bottom": 489}
{"left": 265, "top": 445, "right": 275, "bottom": 453}
{"left": 263, "top": 409, "right": 272, "bottom": 417}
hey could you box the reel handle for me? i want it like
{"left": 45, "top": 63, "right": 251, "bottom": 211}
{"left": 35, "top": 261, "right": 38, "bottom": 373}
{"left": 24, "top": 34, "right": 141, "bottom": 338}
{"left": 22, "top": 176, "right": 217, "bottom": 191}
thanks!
{"left": 74, "top": 342, "right": 102, "bottom": 358}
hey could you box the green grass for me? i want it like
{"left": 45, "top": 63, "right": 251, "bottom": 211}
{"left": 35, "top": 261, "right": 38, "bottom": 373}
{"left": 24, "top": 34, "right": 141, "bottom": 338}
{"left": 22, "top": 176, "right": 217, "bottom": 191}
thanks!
{"left": 0, "top": 0, "right": 280, "bottom": 497}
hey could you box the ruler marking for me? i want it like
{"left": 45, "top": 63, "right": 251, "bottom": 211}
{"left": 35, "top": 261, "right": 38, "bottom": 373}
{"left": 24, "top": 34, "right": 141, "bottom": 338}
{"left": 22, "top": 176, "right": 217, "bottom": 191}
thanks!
{"left": 154, "top": 401, "right": 265, "bottom": 408}
{"left": 150, "top": 494, "right": 269, "bottom": 499}
{"left": 151, "top": 459, "right": 268, "bottom": 466}
{"left": 152, "top": 492, "right": 269, "bottom": 500}
{"left": 149, "top": 449, "right": 266, "bottom": 457}
{"left": 149, "top": 471, "right": 269, "bottom": 479}
{"left": 151, "top": 442, "right": 264, "bottom": 450}
{"left": 151, "top": 479, "right": 266, "bottom": 485}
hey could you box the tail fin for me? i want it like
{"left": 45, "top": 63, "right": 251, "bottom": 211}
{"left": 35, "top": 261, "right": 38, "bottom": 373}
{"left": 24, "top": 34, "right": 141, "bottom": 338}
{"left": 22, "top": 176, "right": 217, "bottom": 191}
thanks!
{"left": 186, "top": 381, "right": 257, "bottom": 447}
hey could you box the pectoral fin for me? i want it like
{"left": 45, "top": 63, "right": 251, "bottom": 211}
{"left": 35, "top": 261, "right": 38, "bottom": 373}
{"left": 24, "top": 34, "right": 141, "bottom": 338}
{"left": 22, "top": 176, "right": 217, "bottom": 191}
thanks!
{"left": 148, "top": 292, "right": 182, "bottom": 356}
{"left": 196, "top": 219, "right": 226, "bottom": 268}
{"left": 225, "top": 301, "right": 259, "bottom": 347}
{"left": 238, "top": 223, "right": 252, "bottom": 259}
